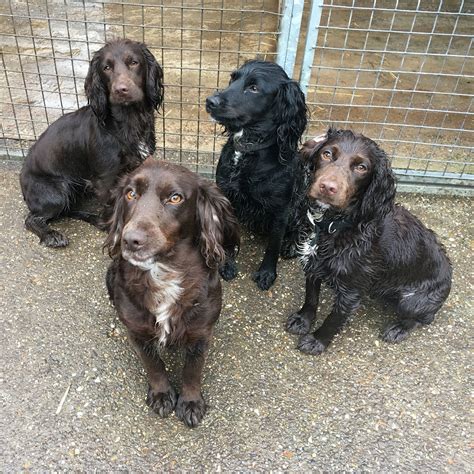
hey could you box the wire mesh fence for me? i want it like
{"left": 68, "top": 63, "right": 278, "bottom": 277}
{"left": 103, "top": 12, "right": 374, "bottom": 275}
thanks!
{"left": 300, "top": 0, "right": 473, "bottom": 187}
{"left": 1, "top": 0, "right": 473, "bottom": 191}
{"left": 1, "top": 0, "right": 281, "bottom": 175}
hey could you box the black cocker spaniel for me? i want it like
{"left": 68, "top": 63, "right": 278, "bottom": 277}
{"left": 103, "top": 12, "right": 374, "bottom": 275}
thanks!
{"left": 206, "top": 60, "right": 308, "bottom": 290}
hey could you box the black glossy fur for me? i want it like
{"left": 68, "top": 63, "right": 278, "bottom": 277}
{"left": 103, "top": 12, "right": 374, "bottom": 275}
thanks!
{"left": 287, "top": 128, "right": 452, "bottom": 355}
{"left": 20, "top": 39, "right": 163, "bottom": 247}
{"left": 206, "top": 60, "right": 308, "bottom": 290}
{"left": 105, "top": 158, "right": 239, "bottom": 427}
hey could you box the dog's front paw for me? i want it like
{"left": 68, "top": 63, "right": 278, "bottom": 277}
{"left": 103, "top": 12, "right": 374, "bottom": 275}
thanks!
{"left": 93, "top": 218, "right": 109, "bottom": 232}
{"left": 146, "top": 386, "right": 177, "bottom": 418}
{"left": 219, "top": 259, "right": 238, "bottom": 281}
{"left": 252, "top": 269, "right": 276, "bottom": 291}
{"left": 381, "top": 321, "right": 418, "bottom": 343}
{"left": 176, "top": 395, "right": 207, "bottom": 428}
{"left": 41, "top": 230, "right": 69, "bottom": 248}
{"left": 297, "top": 334, "right": 328, "bottom": 355}
{"left": 286, "top": 312, "right": 312, "bottom": 335}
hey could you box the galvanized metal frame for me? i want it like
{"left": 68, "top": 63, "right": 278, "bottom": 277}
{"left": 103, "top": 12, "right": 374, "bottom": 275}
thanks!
{"left": 299, "top": 0, "right": 324, "bottom": 95}
{"left": 276, "top": 0, "right": 304, "bottom": 77}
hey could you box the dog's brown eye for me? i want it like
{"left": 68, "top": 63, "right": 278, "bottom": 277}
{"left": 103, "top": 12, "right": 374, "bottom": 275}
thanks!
{"left": 169, "top": 193, "right": 183, "bottom": 204}
{"left": 130, "top": 60, "right": 138, "bottom": 66}
{"left": 126, "top": 190, "right": 138, "bottom": 201}
{"left": 247, "top": 84, "right": 258, "bottom": 93}
{"left": 355, "top": 164, "right": 368, "bottom": 173}
{"left": 103, "top": 64, "right": 111, "bottom": 71}
{"left": 322, "top": 150, "right": 332, "bottom": 160}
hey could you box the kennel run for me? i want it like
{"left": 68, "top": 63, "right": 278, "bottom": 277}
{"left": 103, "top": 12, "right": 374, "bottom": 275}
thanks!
{"left": 1, "top": 0, "right": 473, "bottom": 194}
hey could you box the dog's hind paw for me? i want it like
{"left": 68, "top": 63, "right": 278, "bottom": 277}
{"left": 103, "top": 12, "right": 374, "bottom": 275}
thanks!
{"left": 286, "top": 312, "right": 312, "bottom": 335}
{"left": 280, "top": 241, "right": 298, "bottom": 259}
{"left": 297, "top": 334, "right": 328, "bottom": 355}
{"left": 176, "top": 395, "right": 207, "bottom": 428}
{"left": 93, "top": 218, "right": 110, "bottom": 232}
{"left": 146, "top": 386, "right": 177, "bottom": 418}
{"left": 41, "top": 230, "right": 69, "bottom": 248}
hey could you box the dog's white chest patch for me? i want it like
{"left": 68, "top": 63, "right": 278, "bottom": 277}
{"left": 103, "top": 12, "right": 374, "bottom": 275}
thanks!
{"left": 149, "top": 262, "right": 183, "bottom": 346}
{"left": 297, "top": 209, "right": 324, "bottom": 268}
{"left": 298, "top": 234, "right": 319, "bottom": 268}
{"left": 233, "top": 151, "right": 242, "bottom": 164}
{"left": 233, "top": 130, "right": 243, "bottom": 165}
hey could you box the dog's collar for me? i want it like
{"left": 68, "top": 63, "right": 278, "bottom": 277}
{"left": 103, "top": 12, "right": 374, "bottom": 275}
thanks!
{"left": 232, "top": 133, "right": 277, "bottom": 153}
{"left": 307, "top": 208, "right": 353, "bottom": 246}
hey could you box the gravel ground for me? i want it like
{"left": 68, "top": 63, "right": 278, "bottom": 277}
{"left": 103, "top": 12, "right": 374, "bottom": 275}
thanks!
{"left": 1, "top": 161, "right": 472, "bottom": 471}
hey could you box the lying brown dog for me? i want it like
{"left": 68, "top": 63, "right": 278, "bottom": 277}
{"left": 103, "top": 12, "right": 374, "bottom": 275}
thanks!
{"left": 20, "top": 39, "right": 163, "bottom": 247}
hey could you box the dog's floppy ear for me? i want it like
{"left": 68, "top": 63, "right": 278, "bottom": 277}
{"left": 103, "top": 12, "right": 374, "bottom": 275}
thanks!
{"left": 358, "top": 143, "right": 396, "bottom": 221}
{"left": 196, "top": 178, "right": 240, "bottom": 269}
{"left": 103, "top": 176, "right": 128, "bottom": 259}
{"left": 141, "top": 44, "right": 164, "bottom": 111}
{"left": 274, "top": 80, "right": 308, "bottom": 162}
{"left": 85, "top": 49, "right": 108, "bottom": 124}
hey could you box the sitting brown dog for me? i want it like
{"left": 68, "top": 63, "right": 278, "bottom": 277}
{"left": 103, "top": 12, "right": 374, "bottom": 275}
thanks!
{"left": 105, "top": 158, "right": 239, "bottom": 427}
{"left": 287, "top": 129, "right": 452, "bottom": 355}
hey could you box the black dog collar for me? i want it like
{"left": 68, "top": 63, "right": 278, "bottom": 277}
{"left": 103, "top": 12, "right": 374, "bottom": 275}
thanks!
{"left": 233, "top": 134, "right": 277, "bottom": 153}
{"left": 307, "top": 208, "right": 353, "bottom": 246}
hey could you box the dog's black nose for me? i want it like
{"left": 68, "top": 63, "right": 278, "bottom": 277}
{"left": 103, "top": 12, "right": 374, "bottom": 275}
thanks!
{"left": 123, "top": 229, "right": 146, "bottom": 252}
{"left": 206, "top": 95, "right": 220, "bottom": 110}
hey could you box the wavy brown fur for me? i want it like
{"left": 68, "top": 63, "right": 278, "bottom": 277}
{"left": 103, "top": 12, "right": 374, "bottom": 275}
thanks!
{"left": 20, "top": 38, "right": 163, "bottom": 247}
{"left": 105, "top": 158, "right": 239, "bottom": 427}
{"left": 286, "top": 128, "right": 452, "bottom": 355}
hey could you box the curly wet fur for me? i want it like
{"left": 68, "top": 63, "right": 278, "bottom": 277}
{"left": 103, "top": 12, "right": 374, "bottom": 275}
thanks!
{"left": 206, "top": 60, "right": 308, "bottom": 290}
{"left": 287, "top": 128, "right": 452, "bottom": 355}
{"left": 20, "top": 38, "right": 163, "bottom": 247}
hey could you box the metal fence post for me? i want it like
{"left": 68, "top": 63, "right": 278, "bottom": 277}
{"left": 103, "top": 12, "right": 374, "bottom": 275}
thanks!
{"left": 299, "top": 0, "right": 324, "bottom": 95}
{"left": 276, "top": 0, "right": 305, "bottom": 78}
